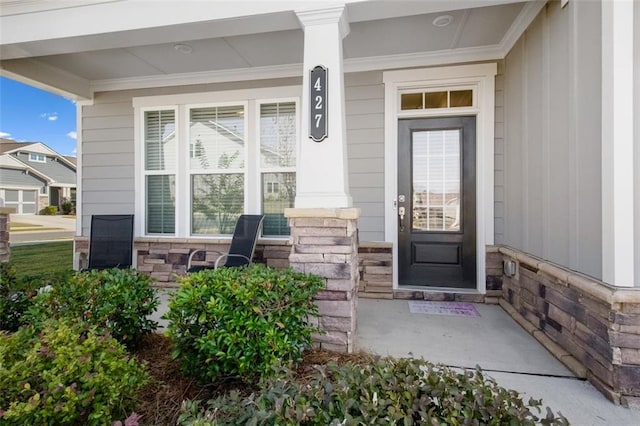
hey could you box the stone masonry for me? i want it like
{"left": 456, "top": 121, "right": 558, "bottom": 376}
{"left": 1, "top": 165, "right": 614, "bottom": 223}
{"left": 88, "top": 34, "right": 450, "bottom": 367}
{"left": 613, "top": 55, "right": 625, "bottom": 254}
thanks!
{"left": 0, "top": 208, "right": 14, "bottom": 263}
{"left": 498, "top": 245, "right": 640, "bottom": 408}
{"left": 285, "top": 208, "right": 360, "bottom": 354}
{"left": 74, "top": 237, "right": 291, "bottom": 286}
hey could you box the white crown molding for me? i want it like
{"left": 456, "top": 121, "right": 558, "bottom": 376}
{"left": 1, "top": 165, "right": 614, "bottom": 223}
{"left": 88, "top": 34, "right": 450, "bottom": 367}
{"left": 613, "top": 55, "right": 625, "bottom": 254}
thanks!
{"left": 499, "top": 0, "right": 547, "bottom": 57}
{"left": 296, "top": 5, "right": 350, "bottom": 39}
{"left": 90, "top": 43, "right": 507, "bottom": 93}
{"left": 90, "top": 63, "right": 304, "bottom": 93}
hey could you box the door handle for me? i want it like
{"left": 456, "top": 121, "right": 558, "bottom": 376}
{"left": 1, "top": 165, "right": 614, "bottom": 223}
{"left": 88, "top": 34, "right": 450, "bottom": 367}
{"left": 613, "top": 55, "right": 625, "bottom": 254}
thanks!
{"left": 398, "top": 206, "right": 405, "bottom": 232}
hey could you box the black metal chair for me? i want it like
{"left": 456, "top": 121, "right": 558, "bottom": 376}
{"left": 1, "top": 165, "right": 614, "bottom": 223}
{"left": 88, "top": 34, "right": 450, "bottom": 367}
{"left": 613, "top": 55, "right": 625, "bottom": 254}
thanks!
{"left": 187, "top": 214, "right": 264, "bottom": 272}
{"left": 87, "top": 214, "right": 134, "bottom": 270}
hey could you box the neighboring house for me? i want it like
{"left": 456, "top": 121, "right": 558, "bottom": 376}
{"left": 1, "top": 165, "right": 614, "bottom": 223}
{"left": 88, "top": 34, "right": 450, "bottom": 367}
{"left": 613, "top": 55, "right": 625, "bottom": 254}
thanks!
{"left": 1, "top": 0, "right": 639, "bottom": 405}
{"left": 0, "top": 140, "right": 77, "bottom": 213}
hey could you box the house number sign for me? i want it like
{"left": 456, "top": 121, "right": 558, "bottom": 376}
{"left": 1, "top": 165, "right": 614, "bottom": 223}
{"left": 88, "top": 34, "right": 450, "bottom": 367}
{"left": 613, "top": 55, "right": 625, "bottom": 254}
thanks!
{"left": 309, "top": 65, "right": 328, "bottom": 142}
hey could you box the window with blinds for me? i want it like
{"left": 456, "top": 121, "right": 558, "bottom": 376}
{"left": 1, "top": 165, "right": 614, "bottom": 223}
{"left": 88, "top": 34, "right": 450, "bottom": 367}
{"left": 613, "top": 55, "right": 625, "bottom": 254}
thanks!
{"left": 189, "top": 105, "right": 245, "bottom": 235}
{"left": 144, "top": 110, "right": 176, "bottom": 234}
{"left": 259, "top": 102, "right": 296, "bottom": 236}
{"left": 138, "top": 95, "right": 298, "bottom": 238}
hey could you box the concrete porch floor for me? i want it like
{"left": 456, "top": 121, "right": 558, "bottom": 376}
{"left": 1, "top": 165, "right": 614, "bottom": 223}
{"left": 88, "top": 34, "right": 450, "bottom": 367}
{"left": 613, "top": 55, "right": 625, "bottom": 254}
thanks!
{"left": 357, "top": 299, "right": 639, "bottom": 425}
{"left": 151, "top": 291, "right": 638, "bottom": 425}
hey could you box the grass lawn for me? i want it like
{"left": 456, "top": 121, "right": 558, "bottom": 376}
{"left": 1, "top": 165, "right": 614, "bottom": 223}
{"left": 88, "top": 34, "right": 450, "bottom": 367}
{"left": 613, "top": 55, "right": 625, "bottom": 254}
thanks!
{"left": 9, "top": 241, "right": 74, "bottom": 278}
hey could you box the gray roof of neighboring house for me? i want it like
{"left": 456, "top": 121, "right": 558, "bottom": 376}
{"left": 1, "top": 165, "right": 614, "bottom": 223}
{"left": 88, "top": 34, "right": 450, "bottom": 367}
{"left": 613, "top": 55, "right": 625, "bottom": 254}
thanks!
{"left": 0, "top": 140, "right": 76, "bottom": 186}
{"left": 13, "top": 152, "right": 76, "bottom": 185}
{"left": 0, "top": 167, "right": 47, "bottom": 189}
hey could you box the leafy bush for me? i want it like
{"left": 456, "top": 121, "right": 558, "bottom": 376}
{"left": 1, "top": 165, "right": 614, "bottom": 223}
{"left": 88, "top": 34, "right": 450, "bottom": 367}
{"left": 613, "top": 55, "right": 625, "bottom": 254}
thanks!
{"left": 0, "top": 264, "right": 72, "bottom": 332}
{"left": 29, "top": 268, "right": 158, "bottom": 346}
{"left": 60, "top": 198, "right": 75, "bottom": 215}
{"left": 0, "top": 319, "right": 148, "bottom": 425}
{"left": 40, "top": 205, "right": 58, "bottom": 215}
{"left": 165, "top": 264, "right": 324, "bottom": 382}
{"left": 178, "top": 358, "right": 568, "bottom": 426}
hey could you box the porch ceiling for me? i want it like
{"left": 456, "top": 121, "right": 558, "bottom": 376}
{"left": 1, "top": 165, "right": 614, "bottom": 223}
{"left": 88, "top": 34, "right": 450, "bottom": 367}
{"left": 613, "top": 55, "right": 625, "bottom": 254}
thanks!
{"left": 0, "top": 0, "right": 538, "bottom": 99}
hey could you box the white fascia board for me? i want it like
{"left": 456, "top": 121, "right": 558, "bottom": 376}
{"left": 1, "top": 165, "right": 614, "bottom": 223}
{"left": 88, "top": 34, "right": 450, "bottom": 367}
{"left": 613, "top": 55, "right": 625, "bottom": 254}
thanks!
{"left": 1, "top": 1, "right": 361, "bottom": 46}
{"left": 0, "top": 58, "right": 91, "bottom": 100}
{"left": 499, "top": 0, "right": 547, "bottom": 57}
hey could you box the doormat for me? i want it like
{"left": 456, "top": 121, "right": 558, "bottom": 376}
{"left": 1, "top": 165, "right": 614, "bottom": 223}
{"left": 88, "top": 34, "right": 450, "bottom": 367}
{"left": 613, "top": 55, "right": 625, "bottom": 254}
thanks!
{"left": 408, "top": 301, "right": 480, "bottom": 317}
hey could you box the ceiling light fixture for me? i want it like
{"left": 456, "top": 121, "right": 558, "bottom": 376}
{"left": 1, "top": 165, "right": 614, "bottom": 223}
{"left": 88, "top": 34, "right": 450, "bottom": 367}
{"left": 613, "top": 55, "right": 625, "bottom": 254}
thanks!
{"left": 432, "top": 14, "right": 454, "bottom": 27}
{"left": 174, "top": 43, "right": 193, "bottom": 54}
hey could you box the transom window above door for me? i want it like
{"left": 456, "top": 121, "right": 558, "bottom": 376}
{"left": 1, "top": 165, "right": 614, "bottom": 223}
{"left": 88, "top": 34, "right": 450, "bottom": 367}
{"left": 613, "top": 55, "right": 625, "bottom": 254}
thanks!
{"left": 400, "top": 88, "right": 474, "bottom": 111}
{"left": 135, "top": 88, "right": 300, "bottom": 239}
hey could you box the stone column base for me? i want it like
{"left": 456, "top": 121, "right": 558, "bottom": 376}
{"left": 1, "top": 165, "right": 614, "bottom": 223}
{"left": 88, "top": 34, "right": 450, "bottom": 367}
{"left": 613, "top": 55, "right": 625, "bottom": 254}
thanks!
{"left": 285, "top": 208, "right": 360, "bottom": 353}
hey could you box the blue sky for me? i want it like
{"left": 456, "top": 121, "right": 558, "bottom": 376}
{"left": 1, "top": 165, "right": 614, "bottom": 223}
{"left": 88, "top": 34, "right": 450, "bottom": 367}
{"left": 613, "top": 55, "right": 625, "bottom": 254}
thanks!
{"left": 0, "top": 76, "right": 77, "bottom": 157}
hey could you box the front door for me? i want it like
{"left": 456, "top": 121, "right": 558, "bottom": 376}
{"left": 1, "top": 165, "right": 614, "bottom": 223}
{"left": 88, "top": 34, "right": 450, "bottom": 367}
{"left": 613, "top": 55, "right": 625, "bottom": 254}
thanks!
{"left": 398, "top": 116, "right": 476, "bottom": 288}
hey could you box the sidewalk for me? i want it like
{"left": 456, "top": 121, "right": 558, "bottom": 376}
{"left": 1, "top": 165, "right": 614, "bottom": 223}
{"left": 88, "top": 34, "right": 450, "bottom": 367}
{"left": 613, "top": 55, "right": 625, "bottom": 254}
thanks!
{"left": 9, "top": 214, "right": 76, "bottom": 244}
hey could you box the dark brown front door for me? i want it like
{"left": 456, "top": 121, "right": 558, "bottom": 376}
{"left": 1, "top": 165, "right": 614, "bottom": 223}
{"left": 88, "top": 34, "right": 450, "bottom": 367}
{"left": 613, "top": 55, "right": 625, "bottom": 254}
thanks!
{"left": 398, "top": 116, "right": 476, "bottom": 288}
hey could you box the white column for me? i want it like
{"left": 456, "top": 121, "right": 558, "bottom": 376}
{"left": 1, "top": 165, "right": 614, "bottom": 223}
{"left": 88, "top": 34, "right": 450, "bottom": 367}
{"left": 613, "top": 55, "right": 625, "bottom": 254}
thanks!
{"left": 294, "top": 5, "right": 352, "bottom": 208}
{"left": 601, "top": 0, "right": 635, "bottom": 287}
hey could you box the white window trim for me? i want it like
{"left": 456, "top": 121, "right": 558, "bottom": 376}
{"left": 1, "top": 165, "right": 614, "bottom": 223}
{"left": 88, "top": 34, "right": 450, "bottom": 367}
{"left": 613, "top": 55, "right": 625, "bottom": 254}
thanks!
{"left": 255, "top": 97, "right": 300, "bottom": 236}
{"left": 186, "top": 101, "right": 249, "bottom": 237}
{"left": 134, "top": 86, "right": 301, "bottom": 239}
{"left": 383, "top": 63, "right": 497, "bottom": 294}
{"left": 28, "top": 153, "right": 46, "bottom": 163}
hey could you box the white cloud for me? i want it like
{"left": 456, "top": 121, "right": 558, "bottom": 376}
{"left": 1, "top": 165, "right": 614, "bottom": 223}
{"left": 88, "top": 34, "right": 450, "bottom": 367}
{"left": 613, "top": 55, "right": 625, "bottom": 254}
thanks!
{"left": 40, "top": 112, "right": 59, "bottom": 121}
{"left": 0, "top": 131, "right": 12, "bottom": 139}
{"left": 66, "top": 131, "right": 77, "bottom": 140}
{"left": 71, "top": 148, "right": 77, "bottom": 155}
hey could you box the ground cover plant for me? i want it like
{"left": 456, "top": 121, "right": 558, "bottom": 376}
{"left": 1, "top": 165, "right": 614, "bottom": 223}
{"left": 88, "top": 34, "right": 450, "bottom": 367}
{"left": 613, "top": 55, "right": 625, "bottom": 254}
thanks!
{"left": 0, "top": 319, "right": 148, "bottom": 425}
{"left": 176, "top": 356, "right": 569, "bottom": 426}
{"left": 164, "top": 264, "right": 325, "bottom": 382}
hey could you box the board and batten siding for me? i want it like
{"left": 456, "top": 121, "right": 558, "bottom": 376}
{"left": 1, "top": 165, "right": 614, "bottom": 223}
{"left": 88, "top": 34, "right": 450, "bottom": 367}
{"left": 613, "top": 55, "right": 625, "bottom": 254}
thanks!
{"left": 500, "top": 0, "right": 602, "bottom": 279}
{"left": 80, "top": 75, "right": 385, "bottom": 240}
{"left": 345, "top": 71, "right": 385, "bottom": 242}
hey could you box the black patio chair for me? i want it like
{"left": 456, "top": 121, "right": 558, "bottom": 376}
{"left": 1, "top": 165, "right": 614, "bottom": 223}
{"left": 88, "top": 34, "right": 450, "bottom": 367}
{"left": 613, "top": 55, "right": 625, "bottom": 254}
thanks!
{"left": 187, "top": 214, "right": 264, "bottom": 272}
{"left": 87, "top": 214, "right": 134, "bottom": 270}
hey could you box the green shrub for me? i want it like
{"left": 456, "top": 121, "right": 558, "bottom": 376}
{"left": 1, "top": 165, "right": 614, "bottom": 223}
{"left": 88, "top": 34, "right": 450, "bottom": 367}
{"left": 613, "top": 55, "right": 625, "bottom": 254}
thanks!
{"left": 0, "top": 265, "right": 72, "bottom": 332}
{"left": 178, "top": 358, "right": 569, "bottom": 426}
{"left": 40, "top": 205, "right": 58, "bottom": 215}
{"left": 29, "top": 268, "right": 158, "bottom": 346}
{"left": 60, "top": 198, "right": 74, "bottom": 215}
{"left": 165, "top": 264, "right": 324, "bottom": 382}
{"left": 0, "top": 319, "right": 148, "bottom": 425}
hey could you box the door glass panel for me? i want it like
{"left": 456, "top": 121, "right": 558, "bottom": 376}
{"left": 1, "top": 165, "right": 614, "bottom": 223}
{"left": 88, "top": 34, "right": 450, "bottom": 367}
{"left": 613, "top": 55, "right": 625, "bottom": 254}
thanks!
{"left": 412, "top": 130, "right": 461, "bottom": 232}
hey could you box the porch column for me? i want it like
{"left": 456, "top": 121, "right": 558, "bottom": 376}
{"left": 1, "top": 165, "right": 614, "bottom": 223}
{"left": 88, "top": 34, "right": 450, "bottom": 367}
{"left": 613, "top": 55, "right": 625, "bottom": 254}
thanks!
{"left": 601, "top": 0, "right": 636, "bottom": 287}
{"left": 294, "top": 5, "right": 352, "bottom": 208}
{"left": 285, "top": 207, "right": 360, "bottom": 353}
{"left": 0, "top": 208, "right": 15, "bottom": 263}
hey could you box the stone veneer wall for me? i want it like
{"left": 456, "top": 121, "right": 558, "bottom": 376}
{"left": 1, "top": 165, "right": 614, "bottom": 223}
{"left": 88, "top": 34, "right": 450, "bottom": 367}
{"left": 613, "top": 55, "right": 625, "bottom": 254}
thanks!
{"left": 285, "top": 208, "right": 360, "bottom": 354}
{"left": 0, "top": 208, "right": 13, "bottom": 263}
{"left": 497, "top": 245, "right": 640, "bottom": 408}
{"left": 74, "top": 237, "right": 291, "bottom": 285}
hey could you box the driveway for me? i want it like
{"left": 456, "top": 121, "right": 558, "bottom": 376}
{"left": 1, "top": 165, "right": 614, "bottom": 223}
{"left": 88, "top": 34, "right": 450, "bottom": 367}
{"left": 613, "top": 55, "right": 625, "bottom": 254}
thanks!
{"left": 9, "top": 213, "right": 76, "bottom": 244}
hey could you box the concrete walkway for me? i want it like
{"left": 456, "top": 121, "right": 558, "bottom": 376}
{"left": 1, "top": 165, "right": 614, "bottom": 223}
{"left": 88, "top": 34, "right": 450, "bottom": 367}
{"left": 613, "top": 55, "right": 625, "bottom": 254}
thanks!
{"left": 9, "top": 213, "right": 75, "bottom": 244}
{"left": 152, "top": 292, "right": 639, "bottom": 425}
{"left": 358, "top": 299, "right": 639, "bottom": 426}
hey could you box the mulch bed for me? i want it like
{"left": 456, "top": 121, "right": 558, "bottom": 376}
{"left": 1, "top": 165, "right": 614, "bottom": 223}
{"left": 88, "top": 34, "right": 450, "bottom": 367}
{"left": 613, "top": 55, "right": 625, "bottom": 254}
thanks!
{"left": 132, "top": 333, "right": 373, "bottom": 425}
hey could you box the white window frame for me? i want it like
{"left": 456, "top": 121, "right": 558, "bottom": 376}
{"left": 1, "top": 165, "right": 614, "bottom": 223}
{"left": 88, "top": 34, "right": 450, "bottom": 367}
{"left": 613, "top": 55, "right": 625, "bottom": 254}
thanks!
{"left": 140, "top": 106, "right": 179, "bottom": 236}
{"left": 186, "top": 101, "right": 249, "bottom": 237}
{"left": 28, "top": 153, "right": 46, "bottom": 163}
{"left": 255, "top": 98, "right": 300, "bottom": 236}
{"left": 133, "top": 86, "right": 301, "bottom": 239}
{"left": 384, "top": 63, "right": 497, "bottom": 294}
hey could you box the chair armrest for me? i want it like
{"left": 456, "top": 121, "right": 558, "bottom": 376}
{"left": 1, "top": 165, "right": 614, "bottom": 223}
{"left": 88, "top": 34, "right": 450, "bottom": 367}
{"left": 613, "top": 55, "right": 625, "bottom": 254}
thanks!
{"left": 187, "top": 249, "right": 224, "bottom": 270}
{"left": 213, "top": 253, "right": 251, "bottom": 269}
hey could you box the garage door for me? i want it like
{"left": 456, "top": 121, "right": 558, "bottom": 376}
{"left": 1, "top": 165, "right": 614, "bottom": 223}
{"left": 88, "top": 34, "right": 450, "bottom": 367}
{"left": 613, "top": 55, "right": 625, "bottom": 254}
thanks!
{"left": 3, "top": 189, "right": 37, "bottom": 214}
